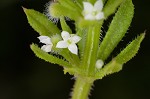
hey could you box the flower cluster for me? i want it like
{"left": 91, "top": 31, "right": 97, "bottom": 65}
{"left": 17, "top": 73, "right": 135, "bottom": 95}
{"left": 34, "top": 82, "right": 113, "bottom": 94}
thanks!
{"left": 38, "top": 31, "right": 81, "bottom": 55}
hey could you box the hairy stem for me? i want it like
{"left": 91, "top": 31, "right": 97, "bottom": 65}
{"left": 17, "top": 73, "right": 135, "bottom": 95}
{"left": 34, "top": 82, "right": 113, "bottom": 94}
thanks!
{"left": 71, "top": 77, "right": 94, "bottom": 99}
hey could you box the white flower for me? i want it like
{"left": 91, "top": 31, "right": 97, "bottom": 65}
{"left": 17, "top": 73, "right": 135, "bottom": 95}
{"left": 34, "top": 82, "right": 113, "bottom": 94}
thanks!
{"left": 56, "top": 31, "right": 81, "bottom": 55}
{"left": 82, "top": 0, "right": 104, "bottom": 20}
{"left": 38, "top": 36, "right": 53, "bottom": 52}
{"left": 96, "top": 59, "right": 104, "bottom": 69}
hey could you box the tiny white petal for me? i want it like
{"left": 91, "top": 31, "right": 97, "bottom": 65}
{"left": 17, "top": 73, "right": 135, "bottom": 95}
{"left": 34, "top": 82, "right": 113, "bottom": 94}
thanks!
{"left": 95, "top": 12, "right": 104, "bottom": 20}
{"left": 68, "top": 43, "right": 78, "bottom": 55}
{"left": 61, "top": 31, "right": 70, "bottom": 41}
{"left": 71, "top": 35, "right": 82, "bottom": 43}
{"left": 84, "top": 14, "right": 95, "bottom": 20}
{"left": 56, "top": 41, "right": 68, "bottom": 48}
{"left": 96, "top": 59, "right": 104, "bottom": 69}
{"left": 83, "top": 2, "right": 93, "bottom": 13}
{"left": 94, "top": 0, "right": 103, "bottom": 11}
{"left": 41, "top": 45, "right": 52, "bottom": 52}
{"left": 38, "top": 36, "right": 52, "bottom": 44}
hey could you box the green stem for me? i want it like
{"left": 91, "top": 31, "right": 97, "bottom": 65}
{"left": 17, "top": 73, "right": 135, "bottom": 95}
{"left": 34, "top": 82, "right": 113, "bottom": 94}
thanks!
{"left": 71, "top": 77, "right": 94, "bottom": 99}
{"left": 82, "top": 25, "right": 101, "bottom": 75}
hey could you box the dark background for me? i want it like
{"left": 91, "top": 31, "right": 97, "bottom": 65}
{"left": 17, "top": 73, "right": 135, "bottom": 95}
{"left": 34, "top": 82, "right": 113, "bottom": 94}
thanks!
{"left": 0, "top": 0, "right": 149, "bottom": 99}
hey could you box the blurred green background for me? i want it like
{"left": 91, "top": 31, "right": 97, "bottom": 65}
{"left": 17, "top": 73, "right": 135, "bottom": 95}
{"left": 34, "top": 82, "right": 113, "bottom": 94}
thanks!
{"left": 0, "top": 0, "right": 149, "bottom": 99}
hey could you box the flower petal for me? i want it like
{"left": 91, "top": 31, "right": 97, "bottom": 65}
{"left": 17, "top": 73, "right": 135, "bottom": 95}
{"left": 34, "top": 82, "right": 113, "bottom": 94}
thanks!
{"left": 61, "top": 31, "right": 70, "bottom": 41}
{"left": 41, "top": 44, "right": 52, "bottom": 52}
{"left": 56, "top": 41, "right": 68, "bottom": 48}
{"left": 83, "top": 2, "right": 94, "bottom": 13}
{"left": 71, "top": 35, "right": 81, "bottom": 43}
{"left": 96, "top": 12, "right": 104, "bottom": 20}
{"left": 68, "top": 43, "right": 78, "bottom": 55}
{"left": 94, "top": 0, "right": 103, "bottom": 11}
{"left": 38, "top": 36, "right": 52, "bottom": 44}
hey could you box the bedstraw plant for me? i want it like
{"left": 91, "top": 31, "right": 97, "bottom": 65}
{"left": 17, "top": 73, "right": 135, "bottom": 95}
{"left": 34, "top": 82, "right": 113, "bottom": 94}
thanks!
{"left": 23, "top": 0, "right": 145, "bottom": 99}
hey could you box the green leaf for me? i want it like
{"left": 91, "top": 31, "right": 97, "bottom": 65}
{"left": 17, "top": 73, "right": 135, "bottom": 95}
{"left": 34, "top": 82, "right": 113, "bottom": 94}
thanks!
{"left": 23, "top": 8, "right": 60, "bottom": 36}
{"left": 60, "top": 17, "right": 72, "bottom": 33}
{"left": 50, "top": 3, "right": 81, "bottom": 20}
{"left": 98, "top": 0, "right": 134, "bottom": 61}
{"left": 76, "top": 0, "right": 83, "bottom": 7}
{"left": 115, "top": 33, "right": 145, "bottom": 64}
{"left": 96, "top": 33, "right": 145, "bottom": 79}
{"left": 58, "top": 0, "right": 81, "bottom": 12}
{"left": 103, "top": 0, "right": 123, "bottom": 18}
{"left": 77, "top": 29, "right": 87, "bottom": 60}
{"left": 30, "top": 44, "right": 71, "bottom": 67}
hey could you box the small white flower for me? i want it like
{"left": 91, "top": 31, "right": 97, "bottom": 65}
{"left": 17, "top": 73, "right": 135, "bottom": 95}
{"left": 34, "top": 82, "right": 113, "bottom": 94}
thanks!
{"left": 96, "top": 59, "right": 104, "bottom": 69}
{"left": 82, "top": 0, "right": 104, "bottom": 20}
{"left": 38, "top": 36, "right": 53, "bottom": 52}
{"left": 56, "top": 31, "right": 81, "bottom": 55}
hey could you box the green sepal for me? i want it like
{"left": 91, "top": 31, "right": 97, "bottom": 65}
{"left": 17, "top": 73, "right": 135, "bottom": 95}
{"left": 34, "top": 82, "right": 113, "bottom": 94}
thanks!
{"left": 103, "top": 0, "right": 123, "bottom": 18}
{"left": 49, "top": 3, "right": 81, "bottom": 20}
{"left": 60, "top": 17, "right": 72, "bottom": 33}
{"left": 30, "top": 44, "right": 71, "bottom": 67}
{"left": 98, "top": 0, "right": 134, "bottom": 61}
{"left": 23, "top": 8, "right": 60, "bottom": 36}
{"left": 115, "top": 33, "right": 145, "bottom": 64}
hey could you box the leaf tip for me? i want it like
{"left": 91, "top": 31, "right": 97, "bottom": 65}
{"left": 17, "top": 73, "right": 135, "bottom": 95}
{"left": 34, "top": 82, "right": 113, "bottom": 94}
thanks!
{"left": 138, "top": 32, "right": 145, "bottom": 42}
{"left": 30, "top": 43, "right": 36, "bottom": 50}
{"left": 22, "top": 6, "right": 27, "bottom": 12}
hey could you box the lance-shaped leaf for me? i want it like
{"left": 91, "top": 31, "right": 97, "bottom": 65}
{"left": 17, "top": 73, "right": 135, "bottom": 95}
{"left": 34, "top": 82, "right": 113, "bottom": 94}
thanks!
{"left": 103, "top": 0, "right": 123, "bottom": 18}
{"left": 30, "top": 44, "right": 71, "bottom": 67}
{"left": 60, "top": 17, "right": 72, "bottom": 33}
{"left": 96, "top": 33, "right": 145, "bottom": 79}
{"left": 23, "top": 8, "right": 60, "bottom": 36}
{"left": 115, "top": 33, "right": 145, "bottom": 64}
{"left": 98, "top": 0, "right": 134, "bottom": 61}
